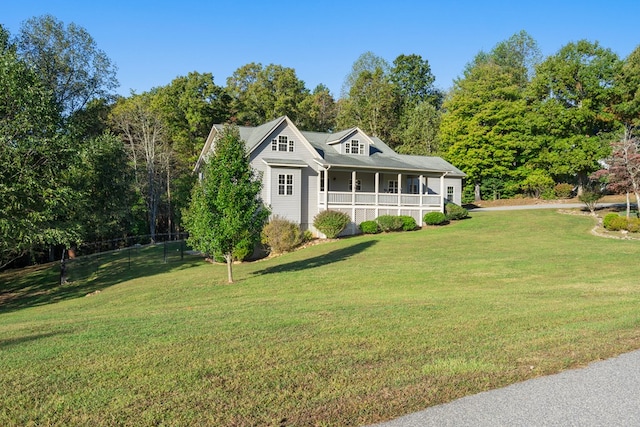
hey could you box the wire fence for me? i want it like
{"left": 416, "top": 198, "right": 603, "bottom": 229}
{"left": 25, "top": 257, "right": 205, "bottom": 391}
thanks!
{"left": 63, "top": 233, "right": 193, "bottom": 283}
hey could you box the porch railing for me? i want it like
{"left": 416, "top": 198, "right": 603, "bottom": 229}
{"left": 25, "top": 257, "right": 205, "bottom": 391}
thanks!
{"left": 318, "top": 191, "right": 441, "bottom": 207}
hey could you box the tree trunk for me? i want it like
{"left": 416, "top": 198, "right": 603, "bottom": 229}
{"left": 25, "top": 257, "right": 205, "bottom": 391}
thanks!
{"left": 225, "top": 253, "right": 233, "bottom": 283}
{"left": 576, "top": 171, "right": 589, "bottom": 196}
{"left": 626, "top": 192, "right": 631, "bottom": 218}
{"left": 59, "top": 248, "right": 67, "bottom": 285}
{"left": 474, "top": 182, "right": 481, "bottom": 201}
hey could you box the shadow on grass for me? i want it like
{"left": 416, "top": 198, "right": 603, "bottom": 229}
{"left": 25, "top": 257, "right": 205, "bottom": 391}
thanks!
{"left": 0, "top": 330, "right": 72, "bottom": 349}
{"left": 0, "top": 245, "right": 204, "bottom": 314}
{"left": 253, "top": 239, "right": 377, "bottom": 276}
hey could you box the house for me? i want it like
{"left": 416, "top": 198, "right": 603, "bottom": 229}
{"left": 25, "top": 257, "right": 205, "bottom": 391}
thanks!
{"left": 195, "top": 116, "right": 465, "bottom": 236}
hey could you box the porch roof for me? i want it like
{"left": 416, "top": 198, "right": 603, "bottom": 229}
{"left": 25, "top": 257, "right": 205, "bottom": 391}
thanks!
{"left": 304, "top": 132, "right": 465, "bottom": 177}
{"left": 262, "top": 158, "right": 308, "bottom": 168}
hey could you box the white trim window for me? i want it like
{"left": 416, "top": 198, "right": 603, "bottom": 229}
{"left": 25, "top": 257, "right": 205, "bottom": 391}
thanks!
{"left": 346, "top": 139, "right": 365, "bottom": 155}
{"left": 350, "top": 139, "right": 360, "bottom": 154}
{"left": 447, "top": 186, "right": 454, "bottom": 201}
{"left": 272, "top": 135, "right": 293, "bottom": 152}
{"left": 320, "top": 170, "right": 325, "bottom": 192}
{"left": 349, "top": 179, "right": 362, "bottom": 191}
{"left": 278, "top": 174, "right": 293, "bottom": 195}
{"left": 388, "top": 180, "right": 398, "bottom": 193}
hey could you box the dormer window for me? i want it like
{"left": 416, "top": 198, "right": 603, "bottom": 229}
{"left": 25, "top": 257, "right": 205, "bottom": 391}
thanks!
{"left": 345, "top": 139, "right": 365, "bottom": 155}
{"left": 272, "top": 135, "right": 294, "bottom": 152}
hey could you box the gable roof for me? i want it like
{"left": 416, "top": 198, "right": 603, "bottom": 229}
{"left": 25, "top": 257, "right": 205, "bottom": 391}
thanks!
{"left": 196, "top": 117, "right": 465, "bottom": 177}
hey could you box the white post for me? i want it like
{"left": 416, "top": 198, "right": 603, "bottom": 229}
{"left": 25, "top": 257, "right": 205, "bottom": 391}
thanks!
{"left": 375, "top": 172, "right": 380, "bottom": 218}
{"left": 324, "top": 167, "right": 329, "bottom": 210}
{"left": 351, "top": 170, "right": 357, "bottom": 222}
{"left": 440, "top": 172, "right": 446, "bottom": 212}
{"left": 397, "top": 173, "right": 402, "bottom": 208}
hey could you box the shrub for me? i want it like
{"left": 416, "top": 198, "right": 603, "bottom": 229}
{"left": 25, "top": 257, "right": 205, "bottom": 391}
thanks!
{"left": 359, "top": 220, "right": 380, "bottom": 234}
{"left": 313, "top": 210, "right": 351, "bottom": 238}
{"left": 302, "top": 230, "right": 314, "bottom": 242}
{"left": 579, "top": 189, "right": 602, "bottom": 215}
{"left": 423, "top": 211, "right": 449, "bottom": 226}
{"left": 445, "top": 203, "right": 469, "bottom": 221}
{"left": 376, "top": 215, "right": 404, "bottom": 232}
{"left": 627, "top": 218, "right": 640, "bottom": 233}
{"left": 555, "top": 183, "right": 574, "bottom": 199}
{"left": 607, "top": 216, "right": 628, "bottom": 231}
{"left": 541, "top": 188, "right": 556, "bottom": 200}
{"left": 261, "top": 216, "right": 302, "bottom": 253}
{"left": 399, "top": 215, "right": 418, "bottom": 231}
{"left": 521, "top": 169, "right": 555, "bottom": 198}
{"left": 603, "top": 213, "right": 620, "bottom": 230}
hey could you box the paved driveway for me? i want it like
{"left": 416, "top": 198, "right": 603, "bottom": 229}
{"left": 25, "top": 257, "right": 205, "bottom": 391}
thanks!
{"left": 371, "top": 349, "right": 640, "bottom": 426}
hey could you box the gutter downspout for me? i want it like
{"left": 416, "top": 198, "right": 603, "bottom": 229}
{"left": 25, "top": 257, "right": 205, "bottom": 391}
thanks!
{"left": 440, "top": 171, "right": 450, "bottom": 213}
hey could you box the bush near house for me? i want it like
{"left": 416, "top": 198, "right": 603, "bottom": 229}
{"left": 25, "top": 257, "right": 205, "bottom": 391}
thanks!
{"left": 359, "top": 220, "right": 380, "bottom": 234}
{"left": 261, "top": 216, "right": 303, "bottom": 253}
{"left": 399, "top": 215, "right": 418, "bottom": 231}
{"left": 423, "top": 211, "right": 449, "bottom": 226}
{"left": 313, "top": 210, "right": 351, "bottom": 238}
{"left": 376, "top": 215, "right": 405, "bottom": 232}
{"left": 445, "top": 203, "right": 469, "bottom": 221}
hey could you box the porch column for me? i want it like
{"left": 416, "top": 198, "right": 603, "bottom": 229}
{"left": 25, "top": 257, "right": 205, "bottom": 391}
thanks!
{"left": 440, "top": 172, "right": 446, "bottom": 212}
{"left": 351, "top": 170, "right": 357, "bottom": 223}
{"left": 397, "top": 173, "right": 402, "bottom": 208}
{"left": 419, "top": 174, "right": 424, "bottom": 206}
{"left": 375, "top": 172, "right": 380, "bottom": 218}
{"left": 324, "top": 167, "right": 329, "bottom": 211}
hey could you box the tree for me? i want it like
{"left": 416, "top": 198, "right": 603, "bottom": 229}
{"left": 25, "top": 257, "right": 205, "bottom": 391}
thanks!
{"left": 390, "top": 54, "right": 439, "bottom": 108}
{"left": 226, "top": 63, "right": 308, "bottom": 125}
{"left": 440, "top": 32, "right": 543, "bottom": 201}
{"left": 297, "top": 84, "right": 337, "bottom": 132}
{"left": 15, "top": 15, "right": 118, "bottom": 116}
{"left": 596, "top": 133, "right": 640, "bottom": 217}
{"left": 336, "top": 67, "right": 399, "bottom": 144}
{"left": 0, "top": 24, "right": 79, "bottom": 268}
{"left": 340, "top": 51, "right": 390, "bottom": 97}
{"left": 70, "top": 133, "right": 136, "bottom": 241}
{"left": 183, "top": 124, "right": 269, "bottom": 283}
{"left": 395, "top": 102, "right": 441, "bottom": 155}
{"left": 109, "top": 92, "right": 169, "bottom": 241}
{"left": 527, "top": 40, "right": 621, "bottom": 193}
{"left": 152, "top": 72, "right": 231, "bottom": 234}
{"left": 440, "top": 61, "right": 529, "bottom": 200}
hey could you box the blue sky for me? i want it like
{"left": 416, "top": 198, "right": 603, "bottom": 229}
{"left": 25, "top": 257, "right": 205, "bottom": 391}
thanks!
{"left": 2, "top": 0, "right": 639, "bottom": 97}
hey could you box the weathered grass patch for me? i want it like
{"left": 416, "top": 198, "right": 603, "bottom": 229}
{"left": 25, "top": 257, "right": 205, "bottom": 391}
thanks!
{"left": 1, "top": 210, "right": 640, "bottom": 425}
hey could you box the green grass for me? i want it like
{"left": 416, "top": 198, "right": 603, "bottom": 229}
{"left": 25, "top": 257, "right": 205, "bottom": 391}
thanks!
{"left": 2, "top": 210, "right": 640, "bottom": 426}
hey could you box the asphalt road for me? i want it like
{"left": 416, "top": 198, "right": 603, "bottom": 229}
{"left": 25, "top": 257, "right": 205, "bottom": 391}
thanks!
{"left": 371, "top": 349, "right": 640, "bottom": 426}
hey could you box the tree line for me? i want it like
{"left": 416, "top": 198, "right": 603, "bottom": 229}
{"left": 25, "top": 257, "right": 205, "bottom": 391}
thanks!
{"left": 2, "top": 16, "right": 639, "bottom": 269}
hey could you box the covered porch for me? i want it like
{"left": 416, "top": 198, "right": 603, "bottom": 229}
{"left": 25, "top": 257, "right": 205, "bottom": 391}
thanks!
{"left": 317, "top": 168, "right": 447, "bottom": 211}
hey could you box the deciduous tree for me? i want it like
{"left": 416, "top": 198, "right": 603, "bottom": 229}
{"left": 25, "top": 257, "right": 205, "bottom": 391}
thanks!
{"left": 15, "top": 15, "right": 118, "bottom": 116}
{"left": 183, "top": 125, "right": 269, "bottom": 283}
{"left": 226, "top": 63, "right": 308, "bottom": 125}
{"left": 527, "top": 40, "right": 621, "bottom": 192}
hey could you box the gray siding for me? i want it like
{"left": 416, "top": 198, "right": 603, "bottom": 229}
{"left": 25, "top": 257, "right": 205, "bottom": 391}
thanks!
{"left": 249, "top": 121, "right": 320, "bottom": 229}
